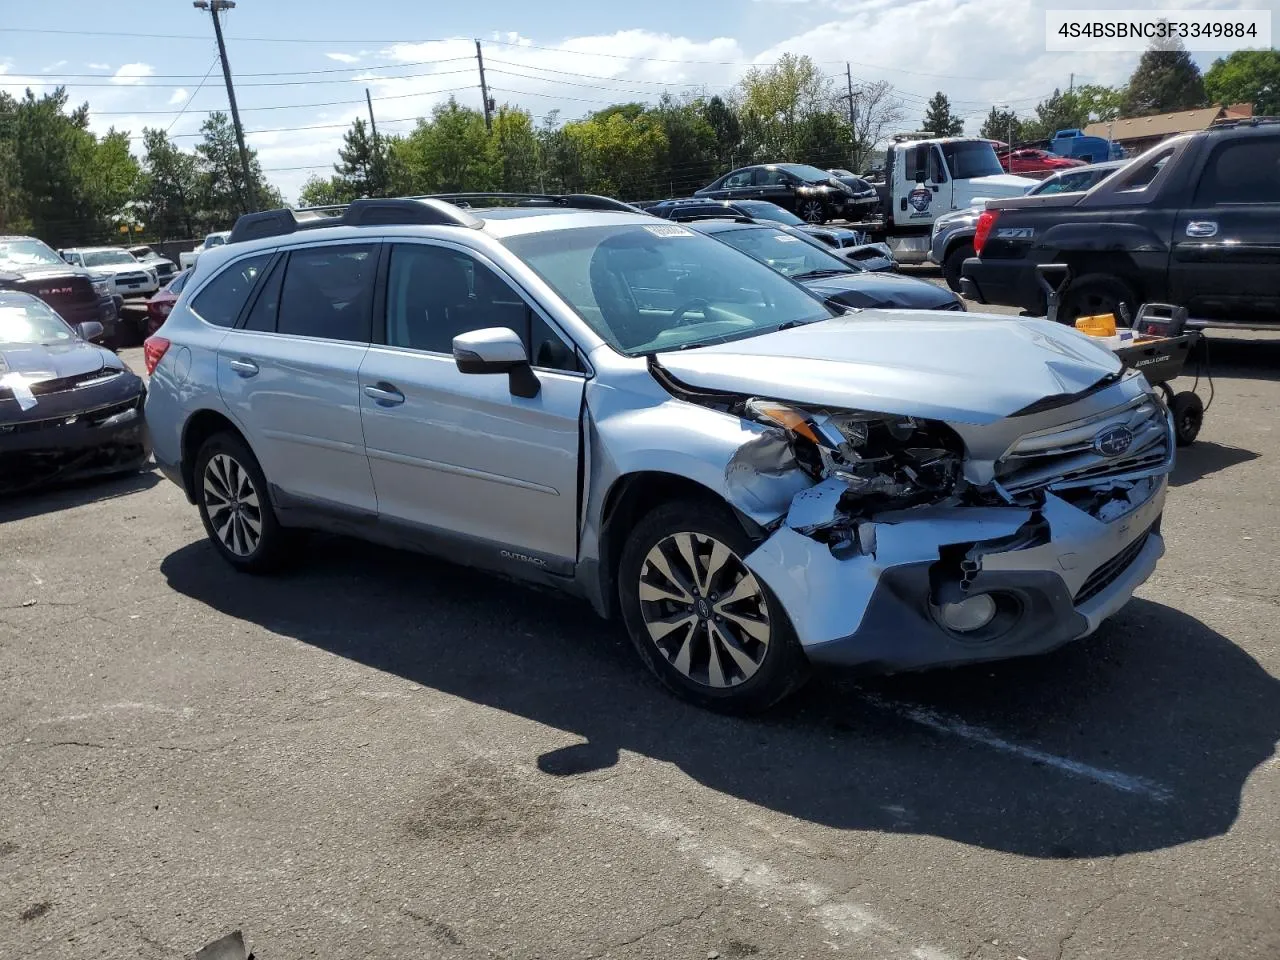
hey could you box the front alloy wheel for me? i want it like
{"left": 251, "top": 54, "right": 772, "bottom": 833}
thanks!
{"left": 799, "top": 199, "right": 827, "bottom": 224}
{"left": 638, "top": 532, "right": 771, "bottom": 688}
{"left": 203, "top": 453, "right": 263, "bottom": 557}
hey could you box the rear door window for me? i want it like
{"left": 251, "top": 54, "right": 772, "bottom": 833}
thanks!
{"left": 1193, "top": 138, "right": 1280, "bottom": 205}
{"left": 275, "top": 243, "right": 378, "bottom": 342}
{"left": 189, "top": 253, "right": 273, "bottom": 328}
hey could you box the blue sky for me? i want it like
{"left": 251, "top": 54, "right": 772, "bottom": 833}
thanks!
{"left": 0, "top": 0, "right": 1251, "bottom": 202}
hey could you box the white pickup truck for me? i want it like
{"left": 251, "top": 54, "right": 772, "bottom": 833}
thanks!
{"left": 179, "top": 230, "right": 231, "bottom": 271}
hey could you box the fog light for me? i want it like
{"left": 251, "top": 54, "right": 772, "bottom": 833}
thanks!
{"left": 938, "top": 593, "right": 997, "bottom": 632}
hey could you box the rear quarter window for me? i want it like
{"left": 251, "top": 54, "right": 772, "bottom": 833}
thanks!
{"left": 188, "top": 253, "right": 273, "bottom": 327}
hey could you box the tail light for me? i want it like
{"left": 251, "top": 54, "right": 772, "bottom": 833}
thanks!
{"left": 973, "top": 209, "right": 1000, "bottom": 255}
{"left": 143, "top": 336, "right": 170, "bottom": 375}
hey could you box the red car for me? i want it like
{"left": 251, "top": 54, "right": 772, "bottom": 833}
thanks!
{"left": 145, "top": 269, "right": 191, "bottom": 336}
{"left": 997, "top": 148, "right": 1086, "bottom": 176}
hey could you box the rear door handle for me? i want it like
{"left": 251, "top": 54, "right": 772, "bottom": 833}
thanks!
{"left": 1185, "top": 220, "right": 1218, "bottom": 238}
{"left": 363, "top": 382, "right": 405, "bottom": 406}
{"left": 228, "top": 358, "right": 259, "bottom": 377}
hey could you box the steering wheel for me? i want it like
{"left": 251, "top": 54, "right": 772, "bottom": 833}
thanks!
{"left": 670, "top": 298, "right": 711, "bottom": 326}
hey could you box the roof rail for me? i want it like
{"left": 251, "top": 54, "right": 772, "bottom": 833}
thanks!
{"left": 227, "top": 197, "right": 484, "bottom": 244}
{"left": 1208, "top": 116, "right": 1279, "bottom": 128}
{"left": 428, "top": 192, "right": 642, "bottom": 213}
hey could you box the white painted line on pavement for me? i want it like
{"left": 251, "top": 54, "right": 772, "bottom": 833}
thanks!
{"left": 862, "top": 695, "right": 1173, "bottom": 802}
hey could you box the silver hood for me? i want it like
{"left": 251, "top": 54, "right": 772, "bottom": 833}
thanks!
{"left": 654, "top": 312, "right": 1123, "bottom": 425}
{"left": 968, "top": 172, "right": 1039, "bottom": 195}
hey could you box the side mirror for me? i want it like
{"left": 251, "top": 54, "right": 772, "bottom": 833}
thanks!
{"left": 77, "top": 320, "right": 104, "bottom": 343}
{"left": 453, "top": 327, "right": 540, "bottom": 399}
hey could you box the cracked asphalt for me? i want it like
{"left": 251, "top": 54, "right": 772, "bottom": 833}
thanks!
{"left": 2, "top": 288, "right": 1278, "bottom": 959}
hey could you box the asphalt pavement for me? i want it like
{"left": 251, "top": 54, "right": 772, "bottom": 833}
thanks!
{"left": 2, "top": 281, "right": 1277, "bottom": 959}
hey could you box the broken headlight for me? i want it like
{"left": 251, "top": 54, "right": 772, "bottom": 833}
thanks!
{"left": 743, "top": 399, "right": 963, "bottom": 510}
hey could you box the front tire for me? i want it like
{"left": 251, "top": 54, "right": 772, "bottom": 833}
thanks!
{"left": 194, "top": 432, "right": 288, "bottom": 573}
{"left": 943, "top": 241, "right": 974, "bottom": 293}
{"left": 798, "top": 199, "right": 827, "bottom": 224}
{"left": 618, "top": 500, "right": 809, "bottom": 713}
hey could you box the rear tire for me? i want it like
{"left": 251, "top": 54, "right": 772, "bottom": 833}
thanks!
{"left": 193, "top": 432, "right": 289, "bottom": 573}
{"left": 1058, "top": 273, "right": 1140, "bottom": 327}
{"left": 618, "top": 500, "right": 810, "bottom": 713}
{"left": 1171, "top": 392, "right": 1204, "bottom": 446}
{"left": 943, "top": 241, "right": 974, "bottom": 293}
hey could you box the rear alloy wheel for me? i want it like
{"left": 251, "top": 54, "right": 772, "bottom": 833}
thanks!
{"left": 798, "top": 199, "right": 827, "bottom": 224}
{"left": 619, "top": 501, "right": 809, "bottom": 712}
{"left": 194, "top": 432, "right": 288, "bottom": 572}
{"left": 1058, "top": 273, "right": 1140, "bottom": 327}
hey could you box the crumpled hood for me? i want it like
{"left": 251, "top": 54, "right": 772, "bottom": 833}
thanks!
{"left": 0, "top": 340, "right": 110, "bottom": 383}
{"left": 804, "top": 271, "right": 959, "bottom": 310}
{"left": 967, "top": 172, "right": 1039, "bottom": 195}
{"left": 654, "top": 313, "right": 1122, "bottom": 424}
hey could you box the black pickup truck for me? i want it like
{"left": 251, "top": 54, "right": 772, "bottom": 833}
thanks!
{"left": 960, "top": 119, "right": 1280, "bottom": 327}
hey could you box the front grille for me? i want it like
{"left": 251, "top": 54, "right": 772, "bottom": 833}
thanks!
{"left": 11, "top": 275, "right": 98, "bottom": 324}
{"left": 0, "top": 395, "right": 140, "bottom": 434}
{"left": 1074, "top": 527, "right": 1153, "bottom": 605}
{"left": 115, "top": 272, "right": 148, "bottom": 283}
{"left": 996, "top": 396, "right": 1172, "bottom": 495}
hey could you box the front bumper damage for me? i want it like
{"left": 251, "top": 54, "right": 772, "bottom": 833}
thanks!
{"left": 744, "top": 476, "right": 1166, "bottom": 671}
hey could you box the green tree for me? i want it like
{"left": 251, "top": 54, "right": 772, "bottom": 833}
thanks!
{"left": 979, "top": 106, "right": 1023, "bottom": 144}
{"left": 564, "top": 107, "right": 667, "bottom": 200}
{"left": 392, "top": 98, "right": 496, "bottom": 193}
{"left": 921, "top": 92, "right": 964, "bottom": 137}
{"left": 1205, "top": 49, "right": 1280, "bottom": 115}
{"left": 490, "top": 105, "right": 540, "bottom": 192}
{"left": 736, "top": 53, "right": 834, "bottom": 160}
{"left": 6, "top": 87, "right": 97, "bottom": 245}
{"left": 194, "top": 111, "right": 274, "bottom": 224}
{"left": 1075, "top": 84, "right": 1124, "bottom": 123}
{"left": 701, "top": 95, "right": 742, "bottom": 171}
{"left": 653, "top": 94, "right": 717, "bottom": 197}
{"left": 1121, "top": 34, "right": 1207, "bottom": 117}
{"left": 534, "top": 110, "right": 583, "bottom": 194}
{"left": 77, "top": 128, "right": 141, "bottom": 234}
{"left": 297, "top": 173, "right": 355, "bottom": 207}
{"left": 139, "top": 128, "right": 199, "bottom": 240}
{"left": 334, "top": 117, "right": 383, "bottom": 198}
{"left": 1023, "top": 88, "right": 1086, "bottom": 140}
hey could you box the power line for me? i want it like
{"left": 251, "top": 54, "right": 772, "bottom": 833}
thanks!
{"left": 3, "top": 66, "right": 479, "bottom": 90}
{"left": 92, "top": 83, "right": 488, "bottom": 117}
{"left": 167, "top": 57, "right": 221, "bottom": 133}
{"left": 0, "top": 55, "right": 474, "bottom": 82}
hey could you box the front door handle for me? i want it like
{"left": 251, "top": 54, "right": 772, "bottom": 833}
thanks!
{"left": 228, "top": 358, "right": 259, "bottom": 377}
{"left": 1185, "top": 220, "right": 1218, "bottom": 238}
{"left": 363, "top": 382, "right": 405, "bottom": 406}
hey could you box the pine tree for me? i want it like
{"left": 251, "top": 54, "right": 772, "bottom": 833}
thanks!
{"left": 1121, "top": 34, "right": 1207, "bottom": 116}
{"left": 979, "top": 107, "right": 1022, "bottom": 145}
{"left": 922, "top": 92, "right": 964, "bottom": 137}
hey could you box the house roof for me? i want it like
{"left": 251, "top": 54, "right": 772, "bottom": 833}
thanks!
{"left": 1084, "top": 103, "right": 1254, "bottom": 142}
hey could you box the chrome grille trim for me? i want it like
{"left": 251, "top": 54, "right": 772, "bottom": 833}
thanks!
{"left": 996, "top": 395, "right": 1174, "bottom": 495}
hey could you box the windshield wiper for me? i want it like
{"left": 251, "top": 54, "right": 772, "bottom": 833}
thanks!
{"left": 776, "top": 317, "right": 823, "bottom": 331}
{"left": 791, "top": 268, "right": 851, "bottom": 280}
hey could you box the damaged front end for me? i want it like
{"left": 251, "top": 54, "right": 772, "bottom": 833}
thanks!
{"left": 650, "top": 359, "right": 1171, "bottom": 672}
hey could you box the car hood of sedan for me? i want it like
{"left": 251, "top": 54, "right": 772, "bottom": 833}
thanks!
{"left": 0, "top": 340, "right": 114, "bottom": 383}
{"left": 654, "top": 313, "right": 1122, "bottom": 425}
{"left": 802, "top": 271, "right": 960, "bottom": 311}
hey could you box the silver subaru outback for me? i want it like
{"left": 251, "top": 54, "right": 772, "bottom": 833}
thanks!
{"left": 144, "top": 194, "right": 1172, "bottom": 712}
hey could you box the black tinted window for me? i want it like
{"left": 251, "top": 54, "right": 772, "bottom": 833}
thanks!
{"left": 189, "top": 253, "right": 272, "bottom": 327}
{"left": 242, "top": 258, "right": 284, "bottom": 332}
{"left": 1195, "top": 138, "right": 1280, "bottom": 205}
{"left": 276, "top": 244, "right": 377, "bottom": 342}
{"left": 385, "top": 244, "right": 578, "bottom": 371}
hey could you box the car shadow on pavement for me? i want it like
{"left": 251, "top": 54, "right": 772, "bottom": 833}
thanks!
{"left": 161, "top": 536, "right": 1280, "bottom": 860}
{"left": 0, "top": 467, "right": 160, "bottom": 522}
{"left": 1199, "top": 334, "right": 1280, "bottom": 383}
{"left": 1170, "top": 439, "right": 1258, "bottom": 487}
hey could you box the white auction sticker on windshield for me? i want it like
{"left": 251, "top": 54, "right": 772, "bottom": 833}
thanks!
{"left": 773, "top": 233, "right": 801, "bottom": 242}
{"left": 643, "top": 224, "right": 695, "bottom": 238}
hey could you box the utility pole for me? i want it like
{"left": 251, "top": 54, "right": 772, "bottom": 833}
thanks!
{"left": 365, "top": 87, "right": 384, "bottom": 195}
{"left": 193, "top": 0, "right": 256, "bottom": 213}
{"left": 476, "top": 40, "right": 493, "bottom": 131}
{"left": 1069, "top": 72, "right": 1074, "bottom": 95}
{"left": 845, "top": 63, "right": 860, "bottom": 170}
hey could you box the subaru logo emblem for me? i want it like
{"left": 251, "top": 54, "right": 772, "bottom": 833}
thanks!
{"left": 1093, "top": 425, "right": 1134, "bottom": 458}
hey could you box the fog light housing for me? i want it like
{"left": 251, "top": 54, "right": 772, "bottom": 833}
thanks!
{"left": 937, "top": 593, "right": 997, "bottom": 633}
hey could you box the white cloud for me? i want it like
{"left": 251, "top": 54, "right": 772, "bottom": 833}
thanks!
{"left": 110, "top": 62, "right": 154, "bottom": 86}
{"left": 168, "top": 88, "right": 190, "bottom": 106}
{"left": 326, "top": 52, "right": 362, "bottom": 64}
{"left": 87, "top": 62, "right": 110, "bottom": 71}
{"left": 41, "top": 60, "right": 68, "bottom": 73}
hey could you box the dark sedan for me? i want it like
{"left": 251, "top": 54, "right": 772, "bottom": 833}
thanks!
{"left": 0, "top": 291, "right": 149, "bottom": 494}
{"left": 693, "top": 163, "right": 858, "bottom": 223}
{"left": 827, "top": 169, "right": 880, "bottom": 218}
{"left": 688, "top": 220, "right": 963, "bottom": 312}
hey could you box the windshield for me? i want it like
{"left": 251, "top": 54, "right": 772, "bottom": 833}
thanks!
{"left": 734, "top": 201, "right": 805, "bottom": 225}
{"left": 206, "top": 234, "right": 227, "bottom": 248}
{"left": 941, "top": 141, "right": 1005, "bottom": 179}
{"left": 779, "top": 163, "right": 838, "bottom": 184}
{"left": 502, "top": 224, "right": 834, "bottom": 356}
{"left": 83, "top": 250, "right": 138, "bottom": 267}
{"left": 167, "top": 270, "right": 191, "bottom": 294}
{"left": 713, "top": 227, "right": 852, "bottom": 279}
{"left": 0, "top": 297, "right": 76, "bottom": 345}
{"left": 0, "top": 238, "right": 66, "bottom": 269}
